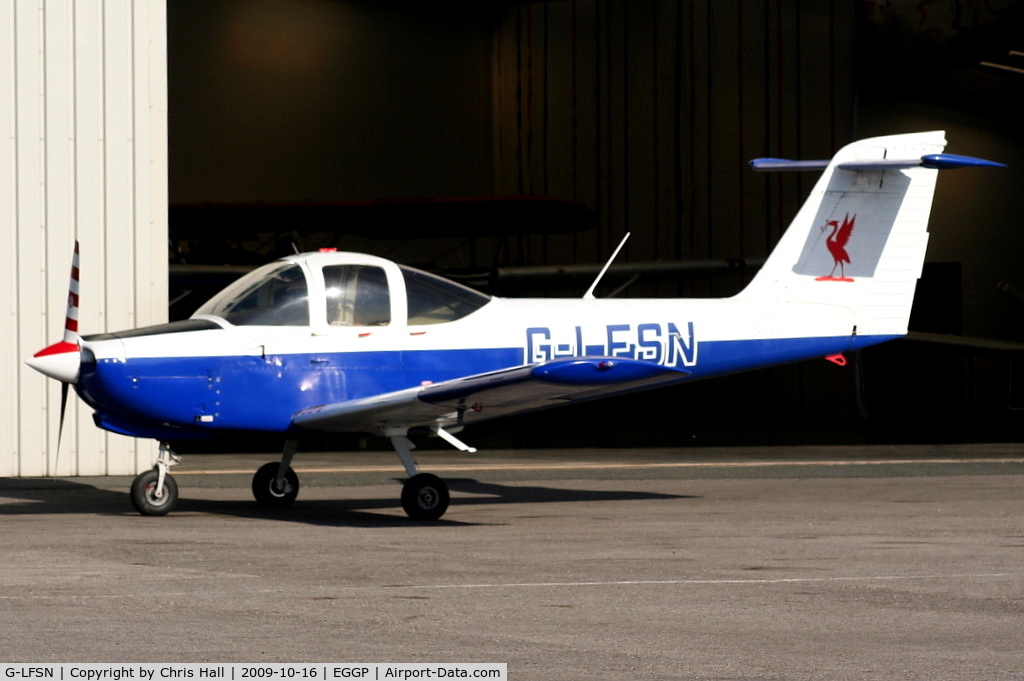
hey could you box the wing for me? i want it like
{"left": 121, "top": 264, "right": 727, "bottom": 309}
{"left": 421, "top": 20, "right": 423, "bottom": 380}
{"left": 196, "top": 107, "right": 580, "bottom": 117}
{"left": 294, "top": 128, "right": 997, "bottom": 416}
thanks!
{"left": 291, "top": 357, "right": 691, "bottom": 436}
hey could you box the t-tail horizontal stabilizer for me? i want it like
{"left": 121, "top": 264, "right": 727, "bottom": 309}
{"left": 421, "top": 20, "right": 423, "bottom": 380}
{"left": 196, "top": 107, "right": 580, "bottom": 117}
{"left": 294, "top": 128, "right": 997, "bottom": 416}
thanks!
{"left": 750, "top": 152, "right": 1005, "bottom": 172}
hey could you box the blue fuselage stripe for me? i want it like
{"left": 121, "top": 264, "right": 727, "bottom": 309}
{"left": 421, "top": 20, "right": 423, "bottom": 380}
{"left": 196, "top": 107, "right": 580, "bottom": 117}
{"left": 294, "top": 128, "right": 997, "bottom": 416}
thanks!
{"left": 76, "top": 334, "right": 893, "bottom": 438}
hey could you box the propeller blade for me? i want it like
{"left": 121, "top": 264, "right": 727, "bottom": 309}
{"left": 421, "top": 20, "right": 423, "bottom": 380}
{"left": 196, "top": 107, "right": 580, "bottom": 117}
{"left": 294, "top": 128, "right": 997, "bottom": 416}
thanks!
{"left": 55, "top": 380, "right": 70, "bottom": 475}
{"left": 57, "top": 241, "right": 80, "bottom": 471}
{"left": 64, "top": 240, "right": 81, "bottom": 344}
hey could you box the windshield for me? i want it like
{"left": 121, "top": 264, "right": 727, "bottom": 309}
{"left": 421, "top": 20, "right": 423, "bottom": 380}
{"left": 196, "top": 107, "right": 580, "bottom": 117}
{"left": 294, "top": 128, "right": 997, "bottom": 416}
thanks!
{"left": 194, "top": 262, "right": 310, "bottom": 326}
{"left": 401, "top": 265, "right": 490, "bottom": 325}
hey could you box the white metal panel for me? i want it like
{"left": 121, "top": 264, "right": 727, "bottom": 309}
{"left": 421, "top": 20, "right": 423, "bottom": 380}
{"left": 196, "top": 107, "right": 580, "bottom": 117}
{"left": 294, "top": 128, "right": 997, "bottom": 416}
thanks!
{"left": 72, "top": 0, "right": 109, "bottom": 474}
{"left": 132, "top": 0, "right": 169, "bottom": 474}
{"left": 43, "top": 0, "right": 77, "bottom": 476}
{"left": 15, "top": 0, "right": 48, "bottom": 477}
{"left": 0, "top": 1, "right": 18, "bottom": 477}
{"left": 2, "top": 0, "right": 167, "bottom": 478}
{"left": 102, "top": 0, "right": 139, "bottom": 475}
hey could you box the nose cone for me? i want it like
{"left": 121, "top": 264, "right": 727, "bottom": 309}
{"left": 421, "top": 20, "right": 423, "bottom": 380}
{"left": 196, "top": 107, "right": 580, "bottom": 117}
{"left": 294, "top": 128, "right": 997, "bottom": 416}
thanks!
{"left": 26, "top": 341, "right": 81, "bottom": 384}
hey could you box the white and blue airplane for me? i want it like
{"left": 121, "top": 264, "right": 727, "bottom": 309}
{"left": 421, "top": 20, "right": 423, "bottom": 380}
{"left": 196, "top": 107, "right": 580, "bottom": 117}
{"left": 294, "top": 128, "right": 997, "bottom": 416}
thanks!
{"left": 26, "top": 131, "right": 1003, "bottom": 520}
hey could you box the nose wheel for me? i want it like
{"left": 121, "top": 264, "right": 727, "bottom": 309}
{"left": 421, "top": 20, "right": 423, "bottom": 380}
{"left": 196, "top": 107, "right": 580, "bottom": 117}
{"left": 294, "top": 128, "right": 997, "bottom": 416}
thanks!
{"left": 130, "top": 468, "right": 179, "bottom": 515}
{"left": 130, "top": 443, "right": 180, "bottom": 516}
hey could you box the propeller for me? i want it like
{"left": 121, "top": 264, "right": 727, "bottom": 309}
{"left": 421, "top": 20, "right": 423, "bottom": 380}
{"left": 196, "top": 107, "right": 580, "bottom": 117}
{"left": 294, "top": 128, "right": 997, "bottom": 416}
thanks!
{"left": 25, "top": 241, "right": 82, "bottom": 467}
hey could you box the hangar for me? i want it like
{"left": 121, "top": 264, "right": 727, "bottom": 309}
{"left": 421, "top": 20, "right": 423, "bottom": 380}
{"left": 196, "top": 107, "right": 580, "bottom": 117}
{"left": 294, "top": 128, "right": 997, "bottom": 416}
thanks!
{"left": 4, "top": 1, "right": 1023, "bottom": 477}
{"left": 2, "top": 1, "right": 167, "bottom": 476}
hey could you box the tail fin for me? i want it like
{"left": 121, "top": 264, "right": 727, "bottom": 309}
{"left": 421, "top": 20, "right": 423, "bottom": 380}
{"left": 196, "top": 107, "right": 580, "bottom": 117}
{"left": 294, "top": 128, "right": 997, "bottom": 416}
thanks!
{"left": 739, "top": 131, "right": 1001, "bottom": 338}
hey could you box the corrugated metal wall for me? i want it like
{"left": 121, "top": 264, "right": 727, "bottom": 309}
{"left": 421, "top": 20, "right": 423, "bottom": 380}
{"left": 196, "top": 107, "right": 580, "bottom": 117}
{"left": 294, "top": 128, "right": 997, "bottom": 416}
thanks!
{"left": 1, "top": 0, "right": 168, "bottom": 477}
{"left": 492, "top": 0, "right": 856, "bottom": 294}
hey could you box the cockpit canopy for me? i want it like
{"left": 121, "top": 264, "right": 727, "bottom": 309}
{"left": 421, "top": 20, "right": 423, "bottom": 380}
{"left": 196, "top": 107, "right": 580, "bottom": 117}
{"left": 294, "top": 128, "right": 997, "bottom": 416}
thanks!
{"left": 197, "top": 261, "right": 310, "bottom": 326}
{"left": 193, "top": 253, "right": 491, "bottom": 328}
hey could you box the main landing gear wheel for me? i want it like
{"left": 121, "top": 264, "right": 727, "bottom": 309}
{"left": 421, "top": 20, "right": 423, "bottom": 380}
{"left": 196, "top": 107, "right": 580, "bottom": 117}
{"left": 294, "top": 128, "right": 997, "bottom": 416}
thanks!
{"left": 252, "top": 462, "right": 300, "bottom": 509}
{"left": 401, "top": 473, "right": 450, "bottom": 521}
{"left": 130, "top": 468, "right": 179, "bottom": 516}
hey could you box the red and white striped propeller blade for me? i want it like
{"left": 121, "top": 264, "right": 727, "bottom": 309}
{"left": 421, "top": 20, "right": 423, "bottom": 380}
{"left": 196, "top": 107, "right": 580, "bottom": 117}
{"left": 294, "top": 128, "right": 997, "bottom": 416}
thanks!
{"left": 24, "top": 241, "right": 83, "bottom": 468}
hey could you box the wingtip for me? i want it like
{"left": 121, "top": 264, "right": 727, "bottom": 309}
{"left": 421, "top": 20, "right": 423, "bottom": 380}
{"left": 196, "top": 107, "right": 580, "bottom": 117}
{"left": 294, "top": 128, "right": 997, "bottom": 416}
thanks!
{"left": 920, "top": 153, "right": 1007, "bottom": 170}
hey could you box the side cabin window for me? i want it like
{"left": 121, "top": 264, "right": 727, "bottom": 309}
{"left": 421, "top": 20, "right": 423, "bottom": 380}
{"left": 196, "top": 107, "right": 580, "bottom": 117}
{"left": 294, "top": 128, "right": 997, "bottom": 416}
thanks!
{"left": 324, "top": 265, "right": 391, "bottom": 326}
{"left": 401, "top": 265, "right": 490, "bottom": 325}
{"left": 197, "top": 262, "right": 310, "bottom": 326}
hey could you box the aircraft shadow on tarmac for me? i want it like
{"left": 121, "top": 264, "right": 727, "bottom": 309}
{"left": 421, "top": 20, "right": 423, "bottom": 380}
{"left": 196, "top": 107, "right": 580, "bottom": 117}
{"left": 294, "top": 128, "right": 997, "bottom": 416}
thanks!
{"left": 0, "top": 477, "right": 696, "bottom": 527}
{"left": 0, "top": 479, "right": 132, "bottom": 516}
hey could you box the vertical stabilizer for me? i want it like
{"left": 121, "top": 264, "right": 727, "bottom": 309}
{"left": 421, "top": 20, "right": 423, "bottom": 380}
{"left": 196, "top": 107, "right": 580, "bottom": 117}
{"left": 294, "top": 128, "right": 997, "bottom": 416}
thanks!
{"left": 738, "top": 131, "right": 947, "bottom": 338}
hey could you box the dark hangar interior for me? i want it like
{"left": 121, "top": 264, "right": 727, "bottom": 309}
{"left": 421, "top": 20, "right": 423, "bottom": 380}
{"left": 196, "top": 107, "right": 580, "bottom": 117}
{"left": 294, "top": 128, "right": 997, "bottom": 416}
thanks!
{"left": 167, "top": 0, "right": 1024, "bottom": 448}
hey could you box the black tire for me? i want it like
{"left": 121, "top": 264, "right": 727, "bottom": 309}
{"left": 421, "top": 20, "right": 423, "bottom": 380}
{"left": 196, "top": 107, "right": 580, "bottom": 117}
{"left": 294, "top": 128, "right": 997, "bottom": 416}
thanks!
{"left": 130, "top": 468, "right": 178, "bottom": 516}
{"left": 401, "top": 473, "right": 450, "bottom": 521}
{"left": 252, "top": 462, "right": 300, "bottom": 509}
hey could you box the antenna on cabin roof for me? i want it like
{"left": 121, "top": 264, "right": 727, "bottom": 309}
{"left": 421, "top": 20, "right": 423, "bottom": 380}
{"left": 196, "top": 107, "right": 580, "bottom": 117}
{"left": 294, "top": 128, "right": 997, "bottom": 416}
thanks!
{"left": 583, "top": 232, "right": 631, "bottom": 300}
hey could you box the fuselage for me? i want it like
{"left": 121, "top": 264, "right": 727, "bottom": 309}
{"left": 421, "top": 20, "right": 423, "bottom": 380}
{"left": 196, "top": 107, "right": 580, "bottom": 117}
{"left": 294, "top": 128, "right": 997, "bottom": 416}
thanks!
{"left": 70, "top": 250, "right": 892, "bottom": 441}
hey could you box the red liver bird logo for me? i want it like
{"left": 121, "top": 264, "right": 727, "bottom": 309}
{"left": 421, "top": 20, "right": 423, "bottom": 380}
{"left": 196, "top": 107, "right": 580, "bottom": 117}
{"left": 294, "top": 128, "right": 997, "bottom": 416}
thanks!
{"left": 816, "top": 213, "right": 855, "bottom": 282}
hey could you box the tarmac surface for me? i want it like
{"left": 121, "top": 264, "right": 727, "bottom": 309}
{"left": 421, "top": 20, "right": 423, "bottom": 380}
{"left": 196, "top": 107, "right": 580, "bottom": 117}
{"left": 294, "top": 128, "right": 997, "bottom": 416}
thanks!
{"left": 2, "top": 443, "right": 1023, "bottom": 680}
